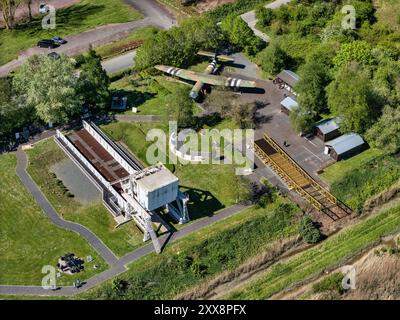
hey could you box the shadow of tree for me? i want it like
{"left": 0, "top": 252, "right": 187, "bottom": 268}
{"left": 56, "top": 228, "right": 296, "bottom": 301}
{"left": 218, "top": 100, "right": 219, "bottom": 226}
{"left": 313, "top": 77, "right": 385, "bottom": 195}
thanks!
{"left": 110, "top": 89, "right": 156, "bottom": 112}
{"left": 16, "top": 3, "right": 106, "bottom": 33}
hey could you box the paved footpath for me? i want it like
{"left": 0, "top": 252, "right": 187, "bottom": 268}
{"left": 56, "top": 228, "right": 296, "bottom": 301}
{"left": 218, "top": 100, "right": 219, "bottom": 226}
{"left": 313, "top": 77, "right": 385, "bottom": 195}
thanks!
{"left": 241, "top": 0, "right": 292, "bottom": 42}
{"left": 1, "top": 148, "right": 249, "bottom": 296}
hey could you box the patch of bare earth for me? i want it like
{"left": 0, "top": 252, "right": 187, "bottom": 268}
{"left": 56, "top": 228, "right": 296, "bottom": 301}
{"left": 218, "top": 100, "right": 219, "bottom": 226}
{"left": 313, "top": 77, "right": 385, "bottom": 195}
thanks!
{"left": 195, "top": 0, "right": 236, "bottom": 13}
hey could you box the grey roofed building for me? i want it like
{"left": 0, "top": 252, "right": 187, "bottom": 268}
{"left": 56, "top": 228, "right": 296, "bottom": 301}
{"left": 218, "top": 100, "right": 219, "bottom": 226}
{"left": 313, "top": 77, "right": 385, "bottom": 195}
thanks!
{"left": 315, "top": 119, "right": 340, "bottom": 134}
{"left": 314, "top": 118, "right": 341, "bottom": 141}
{"left": 280, "top": 96, "right": 298, "bottom": 114}
{"left": 325, "top": 133, "right": 367, "bottom": 160}
{"left": 276, "top": 70, "right": 300, "bottom": 89}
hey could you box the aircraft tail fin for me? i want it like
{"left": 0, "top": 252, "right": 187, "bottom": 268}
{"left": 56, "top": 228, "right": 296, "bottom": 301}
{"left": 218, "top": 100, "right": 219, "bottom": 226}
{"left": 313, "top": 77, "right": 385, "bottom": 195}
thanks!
{"left": 197, "top": 50, "right": 235, "bottom": 62}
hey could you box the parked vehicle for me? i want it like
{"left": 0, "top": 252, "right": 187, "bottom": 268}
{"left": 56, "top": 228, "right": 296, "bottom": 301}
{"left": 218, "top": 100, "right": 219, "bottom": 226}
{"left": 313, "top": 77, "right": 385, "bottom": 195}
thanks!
{"left": 39, "top": 3, "right": 50, "bottom": 14}
{"left": 37, "top": 39, "right": 57, "bottom": 48}
{"left": 51, "top": 36, "right": 67, "bottom": 45}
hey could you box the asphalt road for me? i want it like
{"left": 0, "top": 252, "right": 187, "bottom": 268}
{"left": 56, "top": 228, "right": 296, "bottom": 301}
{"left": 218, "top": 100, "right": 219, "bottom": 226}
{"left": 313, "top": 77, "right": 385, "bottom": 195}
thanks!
{"left": 101, "top": 50, "right": 137, "bottom": 74}
{"left": 0, "top": 0, "right": 176, "bottom": 76}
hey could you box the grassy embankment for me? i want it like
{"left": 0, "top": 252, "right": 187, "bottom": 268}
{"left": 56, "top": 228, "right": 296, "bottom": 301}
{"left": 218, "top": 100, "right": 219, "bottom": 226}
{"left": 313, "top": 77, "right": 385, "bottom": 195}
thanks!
{"left": 0, "top": 154, "right": 106, "bottom": 286}
{"left": 226, "top": 202, "right": 400, "bottom": 299}
{"left": 321, "top": 149, "right": 400, "bottom": 211}
{"left": 79, "top": 200, "right": 300, "bottom": 299}
{"left": 0, "top": 0, "right": 141, "bottom": 66}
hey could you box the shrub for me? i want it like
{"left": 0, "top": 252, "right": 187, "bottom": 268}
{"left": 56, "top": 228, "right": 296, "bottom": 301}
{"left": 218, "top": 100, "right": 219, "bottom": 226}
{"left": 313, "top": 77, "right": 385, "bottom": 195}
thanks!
{"left": 298, "top": 215, "right": 323, "bottom": 244}
{"left": 312, "top": 272, "right": 345, "bottom": 295}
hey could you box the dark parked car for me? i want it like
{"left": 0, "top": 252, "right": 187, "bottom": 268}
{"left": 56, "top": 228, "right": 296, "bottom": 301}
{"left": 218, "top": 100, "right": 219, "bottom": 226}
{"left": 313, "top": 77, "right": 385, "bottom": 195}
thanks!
{"left": 51, "top": 36, "right": 67, "bottom": 45}
{"left": 37, "top": 39, "right": 57, "bottom": 48}
{"left": 48, "top": 52, "right": 61, "bottom": 60}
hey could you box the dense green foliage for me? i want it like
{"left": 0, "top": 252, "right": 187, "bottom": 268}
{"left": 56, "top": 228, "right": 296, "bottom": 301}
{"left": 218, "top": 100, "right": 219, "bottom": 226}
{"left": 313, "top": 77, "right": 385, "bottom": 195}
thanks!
{"left": 326, "top": 62, "right": 376, "bottom": 134}
{"left": 312, "top": 272, "right": 345, "bottom": 295}
{"left": 78, "top": 49, "right": 111, "bottom": 112}
{"left": 207, "top": 0, "right": 268, "bottom": 21}
{"left": 135, "top": 16, "right": 223, "bottom": 71}
{"left": 298, "top": 215, "right": 323, "bottom": 244}
{"left": 13, "top": 55, "right": 81, "bottom": 124}
{"left": 84, "top": 202, "right": 298, "bottom": 299}
{"left": 254, "top": 0, "right": 400, "bottom": 140}
{"left": 365, "top": 106, "right": 400, "bottom": 155}
{"left": 170, "top": 87, "right": 196, "bottom": 128}
{"left": 220, "top": 14, "right": 265, "bottom": 56}
{"left": 258, "top": 42, "right": 289, "bottom": 75}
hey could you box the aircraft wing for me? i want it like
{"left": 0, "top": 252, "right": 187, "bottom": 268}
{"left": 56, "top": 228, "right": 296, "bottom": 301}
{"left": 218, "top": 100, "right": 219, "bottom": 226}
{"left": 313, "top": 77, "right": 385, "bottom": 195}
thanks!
{"left": 155, "top": 65, "right": 256, "bottom": 88}
{"left": 198, "top": 74, "right": 257, "bottom": 88}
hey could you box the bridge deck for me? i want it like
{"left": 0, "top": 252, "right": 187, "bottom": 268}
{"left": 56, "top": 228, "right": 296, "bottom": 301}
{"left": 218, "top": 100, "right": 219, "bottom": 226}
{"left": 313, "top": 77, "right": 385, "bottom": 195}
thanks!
{"left": 255, "top": 134, "right": 352, "bottom": 221}
{"left": 67, "top": 129, "right": 129, "bottom": 184}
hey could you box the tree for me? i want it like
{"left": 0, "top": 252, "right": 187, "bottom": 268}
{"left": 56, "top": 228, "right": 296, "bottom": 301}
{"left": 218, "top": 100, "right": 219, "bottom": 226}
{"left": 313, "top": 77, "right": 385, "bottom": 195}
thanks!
{"left": 289, "top": 106, "right": 317, "bottom": 134}
{"left": 13, "top": 55, "right": 81, "bottom": 124}
{"left": 78, "top": 48, "right": 110, "bottom": 113}
{"left": 220, "top": 14, "right": 264, "bottom": 56}
{"left": 256, "top": 6, "right": 275, "bottom": 27}
{"left": 298, "top": 215, "right": 322, "bottom": 244}
{"left": 327, "top": 62, "right": 375, "bottom": 134}
{"left": 229, "top": 101, "right": 255, "bottom": 129}
{"left": 0, "top": 0, "right": 21, "bottom": 29}
{"left": 0, "top": 77, "right": 33, "bottom": 140}
{"left": 296, "top": 58, "right": 331, "bottom": 116}
{"left": 333, "top": 41, "right": 374, "bottom": 69}
{"left": 258, "top": 42, "right": 289, "bottom": 75}
{"left": 366, "top": 106, "right": 400, "bottom": 155}
{"left": 135, "top": 16, "right": 223, "bottom": 71}
{"left": 169, "top": 88, "right": 195, "bottom": 129}
{"left": 372, "top": 58, "right": 400, "bottom": 106}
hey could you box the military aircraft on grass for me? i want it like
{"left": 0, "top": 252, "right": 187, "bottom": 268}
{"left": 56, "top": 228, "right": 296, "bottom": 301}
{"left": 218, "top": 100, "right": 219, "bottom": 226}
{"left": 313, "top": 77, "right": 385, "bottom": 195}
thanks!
{"left": 155, "top": 50, "right": 257, "bottom": 101}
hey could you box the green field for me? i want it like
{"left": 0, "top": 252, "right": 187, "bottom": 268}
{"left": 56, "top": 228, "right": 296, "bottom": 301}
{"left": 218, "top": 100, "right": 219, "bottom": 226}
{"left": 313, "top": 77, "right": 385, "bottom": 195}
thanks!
{"left": 321, "top": 149, "right": 400, "bottom": 211}
{"left": 26, "top": 139, "right": 145, "bottom": 257}
{"left": 79, "top": 200, "right": 299, "bottom": 299}
{"left": 226, "top": 203, "right": 400, "bottom": 299}
{"left": 0, "top": 0, "right": 141, "bottom": 66}
{"left": 0, "top": 154, "right": 106, "bottom": 286}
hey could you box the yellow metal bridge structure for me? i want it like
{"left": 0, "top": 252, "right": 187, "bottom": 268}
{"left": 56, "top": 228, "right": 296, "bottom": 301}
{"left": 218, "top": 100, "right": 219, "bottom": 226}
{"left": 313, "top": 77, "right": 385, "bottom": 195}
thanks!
{"left": 254, "top": 134, "right": 352, "bottom": 221}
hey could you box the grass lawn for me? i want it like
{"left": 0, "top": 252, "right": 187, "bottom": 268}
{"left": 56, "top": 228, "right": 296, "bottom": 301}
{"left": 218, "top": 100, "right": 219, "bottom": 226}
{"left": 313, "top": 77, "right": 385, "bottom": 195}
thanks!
{"left": 26, "top": 138, "right": 145, "bottom": 257}
{"left": 78, "top": 200, "right": 299, "bottom": 299}
{"left": 321, "top": 149, "right": 400, "bottom": 211}
{"left": 101, "top": 120, "right": 251, "bottom": 224}
{"left": 95, "top": 26, "right": 160, "bottom": 60}
{"left": 226, "top": 203, "right": 400, "bottom": 299}
{"left": 0, "top": 0, "right": 141, "bottom": 66}
{"left": 0, "top": 154, "right": 106, "bottom": 286}
{"left": 110, "top": 75, "right": 202, "bottom": 117}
